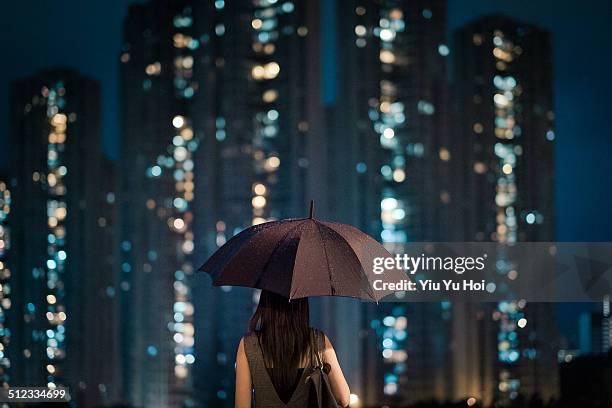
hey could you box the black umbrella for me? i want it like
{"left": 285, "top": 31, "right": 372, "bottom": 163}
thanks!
{"left": 199, "top": 201, "right": 406, "bottom": 301}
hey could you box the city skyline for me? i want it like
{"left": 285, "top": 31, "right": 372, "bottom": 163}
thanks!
{"left": 0, "top": 1, "right": 611, "bottom": 407}
{"left": 1, "top": 1, "right": 611, "bottom": 243}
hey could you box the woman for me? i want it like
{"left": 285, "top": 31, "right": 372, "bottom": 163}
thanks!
{"left": 235, "top": 290, "right": 350, "bottom": 407}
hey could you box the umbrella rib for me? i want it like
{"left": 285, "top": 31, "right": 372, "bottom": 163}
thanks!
{"left": 254, "top": 220, "right": 307, "bottom": 292}
{"left": 288, "top": 229, "right": 308, "bottom": 300}
{"left": 318, "top": 223, "right": 378, "bottom": 301}
{"left": 314, "top": 222, "right": 335, "bottom": 296}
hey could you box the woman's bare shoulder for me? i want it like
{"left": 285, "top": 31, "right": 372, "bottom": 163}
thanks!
{"left": 322, "top": 334, "right": 336, "bottom": 352}
{"left": 238, "top": 332, "right": 256, "bottom": 352}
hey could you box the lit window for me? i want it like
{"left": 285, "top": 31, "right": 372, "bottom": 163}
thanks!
{"left": 145, "top": 62, "right": 161, "bottom": 76}
{"left": 438, "top": 44, "right": 450, "bottom": 56}
{"left": 379, "top": 50, "right": 395, "bottom": 64}
{"left": 438, "top": 148, "right": 450, "bottom": 161}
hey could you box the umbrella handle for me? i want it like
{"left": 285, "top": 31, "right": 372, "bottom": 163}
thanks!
{"left": 309, "top": 200, "right": 314, "bottom": 219}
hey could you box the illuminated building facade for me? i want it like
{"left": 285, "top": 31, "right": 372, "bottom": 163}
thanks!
{"left": 119, "top": 2, "right": 200, "bottom": 406}
{"left": 452, "top": 16, "right": 558, "bottom": 403}
{"left": 331, "top": 0, "right": 453, "bottom": 405}
{"left": 578, "top": 297, "right": 612, "bottom": 355}
{"left": 9, "top": 70, "right": 109, "bottom": 394}
{"left": 120, "top": 1, "right": 320, "bottom": 406}
{"left": 192, "top": 1, "right": 320, "bottom": 406}
{"left": 352, "top": 0, "right": 451, "bottom": 244}
{"left": 604, "top": 296, "right": 612, "bottom": 353}
{"left": 0, "top": 175, "right": 11, "bottom": 386}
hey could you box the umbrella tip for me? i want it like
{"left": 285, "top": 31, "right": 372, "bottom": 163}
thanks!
{"left": 309, "top": 200, "right": 314, "bottom": 219}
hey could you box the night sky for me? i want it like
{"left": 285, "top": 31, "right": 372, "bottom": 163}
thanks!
{"left": 1, "top": 0, "right": 610, "bottom": 336}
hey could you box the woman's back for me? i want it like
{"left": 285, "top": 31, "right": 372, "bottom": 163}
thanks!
{"left": 234, "top": 291, "right": 350, "bottom": 408}
{"left": 242, "top": 328, "right": 325, "bottom": 407}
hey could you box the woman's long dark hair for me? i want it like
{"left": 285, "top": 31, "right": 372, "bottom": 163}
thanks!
{"left": 249, "top": 290, "right": 311, "bottom": 400}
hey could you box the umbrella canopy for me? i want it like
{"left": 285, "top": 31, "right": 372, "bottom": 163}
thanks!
{"left": 199, "top": 202, "right": 406, "bottom": 301}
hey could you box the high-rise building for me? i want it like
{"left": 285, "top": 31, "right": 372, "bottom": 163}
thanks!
{"left": 452, "top": 15, "right": 558, "bottom": 404}
{"left": 0, "top": 175, "right": 11, "bottom": 387}
{"left": 119, "top": 1, "right": 322, "bottom": 406}
{"left": 332, "top": 0, "right": 451, "bottom": 240}
{"left": 578, "top": 297, "right": 612, "bottom": 355}
{"left": 119, "top": 3, "right": 201, "bottom": 405}
{"left": 330, "top": 0, "right": 453, "bottom": 404}
{"left": 193, "top": 2, "right": 323, "bottom": 407}
{"left": 604, "top": 296, "right": 612, "bottom": 353}
{"left": 8, "top": 70, "right": 109, "bottom": 395}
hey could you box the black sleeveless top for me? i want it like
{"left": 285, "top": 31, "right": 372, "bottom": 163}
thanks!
{"left": 268, "top": 368, "right": 305, "bottom": 403}
{"left": 243, "top": 328, "right": 325, "bottom": 407}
